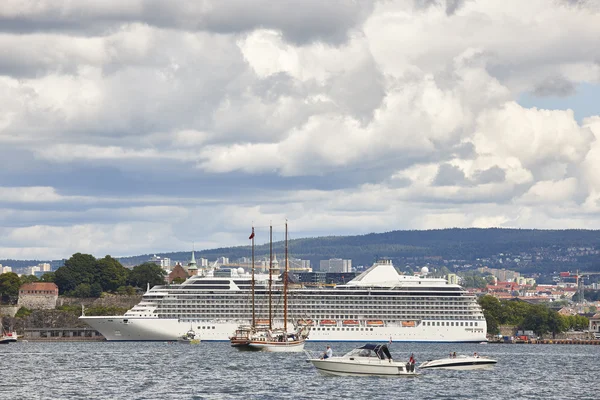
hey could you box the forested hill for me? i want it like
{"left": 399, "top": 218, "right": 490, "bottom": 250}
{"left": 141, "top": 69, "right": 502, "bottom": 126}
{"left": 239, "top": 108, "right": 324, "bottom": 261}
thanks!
{"left": 117, "top": 228, "right": 600, "bottom": 271}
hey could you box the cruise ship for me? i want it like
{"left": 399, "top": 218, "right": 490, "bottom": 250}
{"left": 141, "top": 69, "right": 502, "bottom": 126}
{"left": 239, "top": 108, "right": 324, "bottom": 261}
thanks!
{"left": 80, "top": 259, "right": 487, "bottom": 342}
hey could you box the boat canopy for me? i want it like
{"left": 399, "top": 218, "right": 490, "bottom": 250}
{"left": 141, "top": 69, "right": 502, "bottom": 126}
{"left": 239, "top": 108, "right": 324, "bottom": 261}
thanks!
{"left": 357, "top": 344, "right": 393, "bottom": 360}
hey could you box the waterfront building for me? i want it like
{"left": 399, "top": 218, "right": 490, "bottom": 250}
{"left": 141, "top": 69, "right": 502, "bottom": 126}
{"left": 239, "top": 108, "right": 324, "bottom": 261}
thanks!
{"left": 590, "top": 313, "right": 600, "bottom": 339}
{"left": 18, "top": 282, "right": 59, "bottom": 309}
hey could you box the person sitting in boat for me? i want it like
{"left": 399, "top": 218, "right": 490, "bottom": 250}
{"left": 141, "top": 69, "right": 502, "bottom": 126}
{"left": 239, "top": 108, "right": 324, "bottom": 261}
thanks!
{"left": 453, "top": 351, "right": 457, "bottom": 358}
{"left": 321, "top": 345, "right": 333, "bottom": 359}
{"left": 473, "top": 352, "right": 479, "bottom": 358}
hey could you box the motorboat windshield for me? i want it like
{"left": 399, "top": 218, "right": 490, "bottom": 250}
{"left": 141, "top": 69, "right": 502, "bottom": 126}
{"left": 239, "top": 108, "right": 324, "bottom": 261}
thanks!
{"left": 343, "top": 344, "right": 393, "bottom": 360}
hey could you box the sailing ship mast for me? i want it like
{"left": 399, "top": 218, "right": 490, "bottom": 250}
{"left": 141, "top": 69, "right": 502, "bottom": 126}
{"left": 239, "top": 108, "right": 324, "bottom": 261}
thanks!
{"left": 269, "top": 223, "right": 273, "bottom": 330}
{"left": 250, "top": 226, "right": 255, "bottom": 328}
{"left": 284, "top": 220, "right": 289, "bottom": 332}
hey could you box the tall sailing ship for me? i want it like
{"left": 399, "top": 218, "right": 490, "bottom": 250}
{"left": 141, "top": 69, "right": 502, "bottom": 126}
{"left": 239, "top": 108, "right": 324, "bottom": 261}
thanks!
{"left": 80, "top": 247, "right": 488, "bottom": 342}
{"left": 229, "top": 222, "right": 309, "bottom": 352}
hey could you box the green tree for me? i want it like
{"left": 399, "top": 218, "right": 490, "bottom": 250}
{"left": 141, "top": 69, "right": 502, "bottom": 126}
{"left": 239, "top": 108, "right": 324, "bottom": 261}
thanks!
{"left": 547, "top": 312, "right": 568, "bottom": 338}
{"left": 96, "top": 255, "right": 129, "bottom": 292}
{"left": 564, "top": 315, "right": 589, "bottom": 331}
{"left": 116, "top": 286, "right": 137, "bottom": 295}
{"left": 521, "top": 304, "right": 550, "bottom": 336}
{"left": 90, "top": 283, "right": 103, "bottom": 298}
{"left": 128, "top": 262, "right": 166, "bottom": 289}
{"left": 0, "top": 272, "right": 22, "bottom": 304}
{"left": 15, "top": 307, "right": 33, "bottom": 318}
{"left": 478, "top": 295, "right": 502, "bottom": 334}
{"left": 54, "top": 253, "right": 97, "bottom": 294}
{"left": 71, "top": 283, "right": 91, "bottom": 298}
{"left": 40, "top": 272, "right": 56, "bottom": 282}
{"left": 20, "top": 275, "right": 39, "bottom": 285}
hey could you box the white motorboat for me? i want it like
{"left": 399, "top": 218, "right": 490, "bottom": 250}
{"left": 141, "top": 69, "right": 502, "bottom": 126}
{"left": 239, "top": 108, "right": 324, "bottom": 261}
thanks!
{"left": 1, "top": 324, "right": 18, "bottom": 344}
{"left": 306, "top": 344, "right": 419, "bottom": 377}
{"left": 419, "top": 353, "right": 497, "bottom": 370}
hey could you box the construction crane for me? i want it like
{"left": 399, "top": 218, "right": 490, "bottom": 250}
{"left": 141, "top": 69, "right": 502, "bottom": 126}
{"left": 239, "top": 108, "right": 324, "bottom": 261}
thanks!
{"left": 569, "top": 271, "right": 600, "bottom": 301}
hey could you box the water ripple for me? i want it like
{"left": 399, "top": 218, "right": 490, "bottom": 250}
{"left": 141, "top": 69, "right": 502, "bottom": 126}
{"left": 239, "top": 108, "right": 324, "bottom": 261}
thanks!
{"left": 1, "top": 341, "right": 598, "bottom": 399}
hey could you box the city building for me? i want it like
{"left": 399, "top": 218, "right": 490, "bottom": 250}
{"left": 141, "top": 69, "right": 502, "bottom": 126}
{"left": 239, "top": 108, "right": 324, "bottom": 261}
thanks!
{"left": 25, "top": 265, "right": 41, "bottom": 276}
{"left": 319, "top": 258, "right": 352, "bottom": 273}
{"left": 38, "top": 263, "right": 52, "bottom": 272}
{"left": 168, "top": 264, "right": 188, "bottom": 283}
{"left": 149, "top": 255, "right": 171, "bottom": 269}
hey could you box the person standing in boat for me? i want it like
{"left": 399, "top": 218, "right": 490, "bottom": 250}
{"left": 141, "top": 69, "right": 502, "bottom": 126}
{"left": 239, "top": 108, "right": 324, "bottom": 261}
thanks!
{"left": 321, "top": 345, "right": 333, "bottom": 359}
{"left": 408, "top": 354, "right": 416, "bottom": 372}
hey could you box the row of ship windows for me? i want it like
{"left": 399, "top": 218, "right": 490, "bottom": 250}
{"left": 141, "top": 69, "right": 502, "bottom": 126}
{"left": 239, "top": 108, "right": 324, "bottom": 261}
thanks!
{"left": 162, "top": 303, "right": 477, "bottom": 308}
{"left": 159, "top": 298, "right": 474, "bottom": 305}
{"left": 424, "top": 321, "right": 479, "bottom": 327}
{"left": 162, "top": 296, "right": 475, "bottom": 304}
{"left": 156, "top": 310, "right": 479, "bottom": 316}
{"left": 158, "top": 315, "right": 484, "bottom": 321}
{"left": 160, "top": 304, "right": 479, "bottom": 309}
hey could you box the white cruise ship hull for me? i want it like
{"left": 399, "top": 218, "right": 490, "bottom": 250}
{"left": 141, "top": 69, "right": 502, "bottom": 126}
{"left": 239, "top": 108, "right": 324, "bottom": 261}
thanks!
{"left": 80, "top": 316, "right": 486, "bottom": 342}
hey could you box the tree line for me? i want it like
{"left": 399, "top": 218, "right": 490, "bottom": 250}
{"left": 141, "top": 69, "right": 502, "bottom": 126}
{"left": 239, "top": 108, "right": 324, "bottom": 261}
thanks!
{"left": 478, "top": 295, "right": 589, "bottom": 337}
{"left": 0, "top": 253, "right": 166, "bottom": 303}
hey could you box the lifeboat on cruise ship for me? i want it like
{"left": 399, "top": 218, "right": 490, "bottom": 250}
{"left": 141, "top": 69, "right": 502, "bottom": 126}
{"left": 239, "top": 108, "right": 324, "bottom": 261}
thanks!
{"left": 402, "top": 321, "right": 416, "bottom": 327}
{"left": 319, "top": 320, "right": 337, "bottom": 326}
{"left": 342, "top": 320, "right": 360, "bottom": 326}
{"left": 256, "top": 319, "right": 270, "bottom": 327}
{"left": 297, "top": 319, "right": 314, "bottom": 326}
{"left": 366, "top": 320, "right": 384, "bottom": 327}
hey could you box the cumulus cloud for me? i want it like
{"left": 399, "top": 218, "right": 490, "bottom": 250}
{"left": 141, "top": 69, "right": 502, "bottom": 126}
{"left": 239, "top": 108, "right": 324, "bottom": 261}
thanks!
{"left": 1, "top": 0, "right": 600, "bottom": 260}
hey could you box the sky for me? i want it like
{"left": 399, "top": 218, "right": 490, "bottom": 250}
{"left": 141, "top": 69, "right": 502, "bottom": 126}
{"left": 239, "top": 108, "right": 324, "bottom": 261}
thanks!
{"left": 1, "top": 0, "right": 600, "bottom": 261}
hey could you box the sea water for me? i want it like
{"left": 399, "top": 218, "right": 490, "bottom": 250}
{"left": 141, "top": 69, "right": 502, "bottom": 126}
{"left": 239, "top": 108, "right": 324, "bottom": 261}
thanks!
{"left": 0, "top": 341, "right": 598, "bottom": 399}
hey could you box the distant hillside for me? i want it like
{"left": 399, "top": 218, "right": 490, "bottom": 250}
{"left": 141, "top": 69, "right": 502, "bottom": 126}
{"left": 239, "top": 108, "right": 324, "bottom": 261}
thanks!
{"left": 116, "top": 228, "right": 600, "bottom": 271}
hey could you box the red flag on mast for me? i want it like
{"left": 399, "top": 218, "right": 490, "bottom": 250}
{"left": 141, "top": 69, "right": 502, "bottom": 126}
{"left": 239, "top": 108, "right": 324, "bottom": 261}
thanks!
{"left": 249, "top": 228, "right": 255, "bottom": 240}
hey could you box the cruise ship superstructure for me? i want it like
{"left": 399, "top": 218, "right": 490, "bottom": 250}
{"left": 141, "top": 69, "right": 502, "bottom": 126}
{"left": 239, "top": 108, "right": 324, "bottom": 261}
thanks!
{"left": 80, "top": 259, "right": 487, "bottom": 342}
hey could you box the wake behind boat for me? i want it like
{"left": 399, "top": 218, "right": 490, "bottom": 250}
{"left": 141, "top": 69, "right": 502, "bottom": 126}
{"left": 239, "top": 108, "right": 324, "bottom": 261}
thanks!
{"left": 306, "top": 344, "right": 419, "bottom": 377}
{"left": 419, "top": 353, "right": 497, "bottom": 370}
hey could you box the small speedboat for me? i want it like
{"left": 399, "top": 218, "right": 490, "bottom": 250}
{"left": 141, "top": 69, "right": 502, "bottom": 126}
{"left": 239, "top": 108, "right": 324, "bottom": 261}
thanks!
{"left": 177, "top": 329, "right": 201, "bottom": 344}
{"left": 419, "top": 353, "right": 497, "bottom": 370}
{"left": 306, "top": 344, "right": 419, "bottom": 377}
